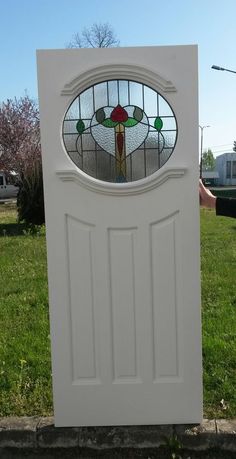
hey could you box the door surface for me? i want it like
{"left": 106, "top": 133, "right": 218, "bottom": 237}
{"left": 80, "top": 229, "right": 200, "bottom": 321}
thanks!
{"left": 37, "top": 45, "right": 202, "bottom": 427}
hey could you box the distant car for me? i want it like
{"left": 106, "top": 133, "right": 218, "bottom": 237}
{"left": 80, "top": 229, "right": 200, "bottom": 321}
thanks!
{"left": 0, "top": 171, "right": 19, "bottom": 199}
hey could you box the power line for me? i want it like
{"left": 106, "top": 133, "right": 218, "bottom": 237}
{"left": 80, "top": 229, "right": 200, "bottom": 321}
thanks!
{"left": 212, "top": 150, "right": 234, "bottom": 155}
{"left": 210, "top": 143, "right": 233, "bottom": 148}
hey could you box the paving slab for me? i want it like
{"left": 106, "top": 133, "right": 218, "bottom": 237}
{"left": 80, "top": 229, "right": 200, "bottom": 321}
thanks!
{"left": 36, "top": 417, "right": 80, "bottom": 448}
{"left": 215, "top": 419, "right": 236, "bottom": 452}
{"left": 0, "top": 416, "right": 40, "bottom": 448}
{"left": 0, "top": 417, "right": 235, "bottom": 457}
{"left": 78, "top": 424, "right": 173, "bottom": 449}
{"left": 174, "top": 419, "right": 217, "bottom": 450}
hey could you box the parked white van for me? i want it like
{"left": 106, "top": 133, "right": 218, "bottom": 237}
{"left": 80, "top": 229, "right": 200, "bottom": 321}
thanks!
{"left": 0, "top": 171, "right": 19, "bottom": 199}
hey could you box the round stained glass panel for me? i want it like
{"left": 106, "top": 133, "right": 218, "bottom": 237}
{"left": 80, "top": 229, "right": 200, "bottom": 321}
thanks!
{"left": 62, "top": 80, "right": 178, "bottom": 183}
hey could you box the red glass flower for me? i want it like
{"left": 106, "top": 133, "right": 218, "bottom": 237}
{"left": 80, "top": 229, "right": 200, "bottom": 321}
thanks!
{"left": 110, "top": 105, "right": 128, "bottom": 123}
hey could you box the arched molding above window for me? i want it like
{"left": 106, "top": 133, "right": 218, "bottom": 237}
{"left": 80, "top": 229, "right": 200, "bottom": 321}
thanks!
{"left": 56, "top": 166, "right": 187, "bottom": 196}
{"left": 61, "top": 64, "right": 177, "bottom": 97}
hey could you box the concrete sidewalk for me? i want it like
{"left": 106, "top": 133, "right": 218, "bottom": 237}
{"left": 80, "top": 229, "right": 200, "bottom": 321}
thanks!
{"left": 0, "top": 417, "right": 236, "bottom": 458}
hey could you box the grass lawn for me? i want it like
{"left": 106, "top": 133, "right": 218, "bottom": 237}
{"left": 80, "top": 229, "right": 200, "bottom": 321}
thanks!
{"left": 201, "top": 207, "right": 236, "bottom": 418}
{"left": 0, "top": 203, "right": 52, "bottom": 416}
{"left": 0, "top": 202, "right": 236, "bottom": 418}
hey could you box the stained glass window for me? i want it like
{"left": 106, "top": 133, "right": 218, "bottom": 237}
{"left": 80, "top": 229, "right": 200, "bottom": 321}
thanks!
{"left": 62, "top": 80, "right": 178, "bottom": 183}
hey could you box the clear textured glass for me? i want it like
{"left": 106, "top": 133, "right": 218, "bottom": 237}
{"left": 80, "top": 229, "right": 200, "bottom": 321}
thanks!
{"left": 69, "top": 151, "right": 82, "bottom": 169}
{"left": 91, "top": 121, "right": 116, "bottom": 156}
{"left": 118, "top": 80, "right": 129, "bottom": 106}
{"left": 125, "top": 155, "right": 132, "bottom": 182}
{"left": 129, "top": 82, "right": 143, "bottom": 108}
{"left": 94, "top": 83, "right": 108, "bottom": 111}
{"left": 145, "top": 131, "right": 164, "bottom": 152}
{"left": 65, "top": 103, "right": 80, "bottom": 120}
{"left": 81, "top": 134, "right": 96, "bottom": 151}
{"left": 125, "top": 121, "right": 148, "bottom": 156}
{"left": 63, "top": 120, "right": 78, "bottom": 134}
{"left": 145, "top": 149, "right": 160, "bottom": 175}
{"left": 83, "top": 150, "right": 96, "bottom": 177}
{"left": 63, "top": 134, "right": 78, "bottom": 152}
{"left": 143, "top": 86, "right": 157, "bottom": 116}
{"left": 161, "top": 117, "right": 177, "bottom": 131}
{"left": 130, "top": 149, "right": 145, "bottom": 181}
{"left": 107, "top": 80, "right": 118, "bottom": 107}
{"left": 62, "top": 79, "right": 177, "bottom": 182}
{"left": 159, "top": 96, "right": 173, "bottom": 117}
{"left": 97, "top": 150, "right": 116, "bottom": 182}
{"left": 164, "top": 132, "right": 176, "bottom": 148}
{"left": 160, "top": 148, "right": 172, "bottom": 167}
{"left": 80, "top": 88, "right": 94, "bottom": 119}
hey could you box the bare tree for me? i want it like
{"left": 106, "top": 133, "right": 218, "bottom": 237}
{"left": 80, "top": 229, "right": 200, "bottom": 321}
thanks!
{"left": 68, "top": 22, "right": 119, "bottom": 48}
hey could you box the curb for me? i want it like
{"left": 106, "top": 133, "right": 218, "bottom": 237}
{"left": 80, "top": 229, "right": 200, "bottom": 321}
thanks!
{"left": 0, "top": 417, "right": 236, "bottom": 458}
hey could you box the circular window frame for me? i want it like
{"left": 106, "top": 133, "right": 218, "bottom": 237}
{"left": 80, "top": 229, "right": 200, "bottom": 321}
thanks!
{"left": 60, "top": 64, "right": 179, "bottom": 193}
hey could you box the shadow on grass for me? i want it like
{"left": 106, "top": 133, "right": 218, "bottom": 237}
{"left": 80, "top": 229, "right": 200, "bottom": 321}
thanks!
{"left": 0, "top": 222, "right": 28, "bottom": 237}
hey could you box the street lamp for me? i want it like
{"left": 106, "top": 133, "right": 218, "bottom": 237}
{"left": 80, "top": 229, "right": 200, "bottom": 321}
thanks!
{"left": 199, "top": 125, "right": 210, "bottom": 179}
{"left": 212, "top": 65, "right": 236, "bottom": 75}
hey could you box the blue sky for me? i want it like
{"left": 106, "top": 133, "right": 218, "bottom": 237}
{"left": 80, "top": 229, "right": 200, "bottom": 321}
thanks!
{"left": 1, "top": 0, "right": 236, "bottom": 157}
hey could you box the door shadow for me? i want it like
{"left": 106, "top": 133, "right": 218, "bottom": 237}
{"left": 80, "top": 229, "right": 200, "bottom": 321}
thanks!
{"left": 0, "top": 222, "right": 28, "bottom": 237}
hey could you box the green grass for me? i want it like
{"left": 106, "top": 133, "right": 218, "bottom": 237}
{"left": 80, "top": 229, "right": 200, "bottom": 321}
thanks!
{"left": 0, "top": 202, "right": 236, "bottom": 418}
{"left": 201, "top": 207, "right": 236, "bottom": 418}
{"left": 0, "top": 203, "right": 52, "bottom": 416}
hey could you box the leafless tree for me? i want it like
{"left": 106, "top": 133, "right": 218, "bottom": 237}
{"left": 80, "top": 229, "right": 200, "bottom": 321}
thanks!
{"left": 68, "top": 22, "right": 119, "bottom": 48}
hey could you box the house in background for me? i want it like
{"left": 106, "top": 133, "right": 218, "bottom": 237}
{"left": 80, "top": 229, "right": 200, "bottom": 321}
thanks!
{"left": 202, "top": 170, "right": 219, "bottom": 186}
{"left": 216, "top": 152, "right": 236, "bottom": 186}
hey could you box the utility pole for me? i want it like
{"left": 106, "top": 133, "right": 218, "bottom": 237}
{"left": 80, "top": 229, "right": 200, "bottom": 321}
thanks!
{"left": 199, "top": 125, "right": 210, "bottom": 178}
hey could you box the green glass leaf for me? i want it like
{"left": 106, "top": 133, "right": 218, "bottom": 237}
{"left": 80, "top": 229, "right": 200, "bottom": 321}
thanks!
{"left": 133, "top": 107, "right": 143, "bottom": 122}
{"left": 122, "top": 118, "right": 138, "bottom": 127}
{"left": 96, "top": 108, "right": 105, "bottom": 123}
{"left": 102, "top": 118, "right": 118, "bottom": 128}
{"left": 154, "top": 117, "right": 163, "bottom": 131}
{"left": 76, "top": 119, "right": 85, "bottom": 134}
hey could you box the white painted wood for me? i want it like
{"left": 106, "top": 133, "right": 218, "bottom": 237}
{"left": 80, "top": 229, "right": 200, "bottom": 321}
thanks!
{"left": 37, "top": 46, "right": 202, "bottom": 427}
{"left": 61, "top": 63, "right": 177, "bottom": 95}
{"left": 56, "top": 167, "right": 187, "bottom": 195}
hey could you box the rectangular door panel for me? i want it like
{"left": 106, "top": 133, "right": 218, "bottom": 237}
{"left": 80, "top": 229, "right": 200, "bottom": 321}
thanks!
{"left": 66, "top": 215, "right": 99, "bottom": 384}
{"left": 108, "top": 228, "right": 139, "bottom": 382}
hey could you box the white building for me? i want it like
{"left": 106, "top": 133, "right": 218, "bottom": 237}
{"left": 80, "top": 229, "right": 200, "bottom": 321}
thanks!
{"left": 216, "top": 152, "right": 236, "bottom": 186}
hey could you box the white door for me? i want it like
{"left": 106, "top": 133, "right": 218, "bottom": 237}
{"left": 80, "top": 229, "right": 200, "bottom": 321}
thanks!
{"left": 37, "top": 45, "right": 202, "bottom": 427}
